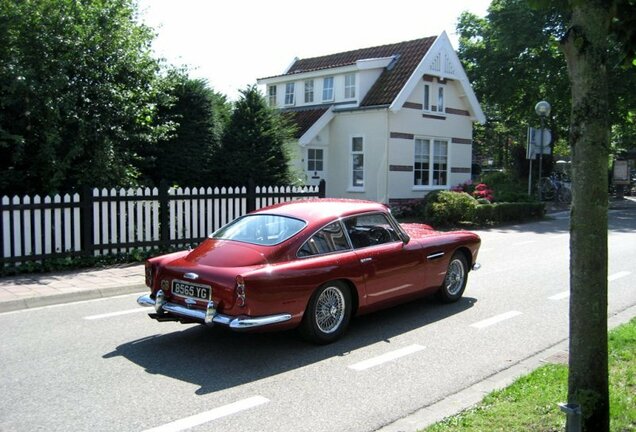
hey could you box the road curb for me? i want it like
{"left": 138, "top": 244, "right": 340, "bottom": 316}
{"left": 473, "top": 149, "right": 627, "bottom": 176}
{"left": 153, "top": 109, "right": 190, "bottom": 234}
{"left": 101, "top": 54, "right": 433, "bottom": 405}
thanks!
{"left": 375, "top": 304, "right": 636, "bottom": 432}
{"left": 0, "top": 283, "right": 147, "bottom": 314}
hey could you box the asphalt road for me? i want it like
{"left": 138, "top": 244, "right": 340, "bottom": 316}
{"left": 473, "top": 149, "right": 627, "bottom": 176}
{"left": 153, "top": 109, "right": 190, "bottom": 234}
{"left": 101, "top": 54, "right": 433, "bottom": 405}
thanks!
{"left": 1, "top": 208, "right": 635, "bottom": 432}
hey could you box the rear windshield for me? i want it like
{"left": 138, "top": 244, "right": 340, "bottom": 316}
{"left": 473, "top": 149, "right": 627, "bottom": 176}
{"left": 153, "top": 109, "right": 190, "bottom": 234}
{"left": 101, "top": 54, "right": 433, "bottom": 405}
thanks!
{"left": 211, "top": 214, "right": 306, "bottom": 246}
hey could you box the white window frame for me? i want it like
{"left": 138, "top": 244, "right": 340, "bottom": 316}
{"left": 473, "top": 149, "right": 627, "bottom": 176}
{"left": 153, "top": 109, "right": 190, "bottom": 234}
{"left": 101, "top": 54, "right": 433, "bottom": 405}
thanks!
{"left": 423, "top": 81, "right": 446, "bottom": 115}
{"left": 348, "top": 136, "right": 364, "bottom": 191}
{"left": 413, "top": 137, "right": 449, "bottom": 190}
{"left": 322, "top": 76, "right": 334, "bottom": 101}
{"left": 284, "top": 82, "right": 295, "bottom": 106}
{"left": 344, "top": 73, "right": 356, "bottom": 99}
{"left": 304, "top": 80, "right": 314, "bottom": 104}
{"left": 268, "top": 85, "right": 277, "bottom": 107}
{"left": 307, "top": 148, "right": 324, "bottom": 173}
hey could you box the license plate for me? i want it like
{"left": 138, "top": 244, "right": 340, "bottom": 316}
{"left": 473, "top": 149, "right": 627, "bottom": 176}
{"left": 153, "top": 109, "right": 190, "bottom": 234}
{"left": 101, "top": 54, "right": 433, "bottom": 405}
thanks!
{"left": 171, "top": 280, "right": 212, "bottom": 301}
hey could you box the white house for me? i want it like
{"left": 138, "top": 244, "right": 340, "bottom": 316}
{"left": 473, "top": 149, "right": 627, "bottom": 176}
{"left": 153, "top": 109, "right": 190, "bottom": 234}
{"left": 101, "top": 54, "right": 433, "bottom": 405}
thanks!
{"left": 257, "top": 32, "right": 485, "bottom": 204}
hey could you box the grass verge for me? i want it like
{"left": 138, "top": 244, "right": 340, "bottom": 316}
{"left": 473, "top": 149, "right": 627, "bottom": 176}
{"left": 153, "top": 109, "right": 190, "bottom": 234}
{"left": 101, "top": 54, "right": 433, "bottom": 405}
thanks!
{"left": 422, "top": 317, "right": 636, "bottom": 432}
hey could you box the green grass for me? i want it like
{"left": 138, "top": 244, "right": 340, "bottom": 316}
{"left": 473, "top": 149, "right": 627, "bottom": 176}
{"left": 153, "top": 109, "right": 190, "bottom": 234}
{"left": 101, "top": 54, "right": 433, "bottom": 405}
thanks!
{"left": 422, "top": 318, "right": 636, "bottom": 432}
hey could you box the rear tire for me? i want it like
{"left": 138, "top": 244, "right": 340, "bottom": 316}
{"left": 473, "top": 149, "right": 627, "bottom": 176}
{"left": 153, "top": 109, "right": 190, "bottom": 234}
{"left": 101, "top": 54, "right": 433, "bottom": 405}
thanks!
{"left": 437, "top": 253, "right": 468, "bottom": 303}
{"left": 300, "top": 281, "right": 352, "bottom": 344}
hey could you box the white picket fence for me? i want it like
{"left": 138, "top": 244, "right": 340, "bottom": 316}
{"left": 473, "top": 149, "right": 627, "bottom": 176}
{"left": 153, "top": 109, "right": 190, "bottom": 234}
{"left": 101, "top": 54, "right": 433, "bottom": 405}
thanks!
{"left": 1, "top": 182, "right": 323, "bottom": 264}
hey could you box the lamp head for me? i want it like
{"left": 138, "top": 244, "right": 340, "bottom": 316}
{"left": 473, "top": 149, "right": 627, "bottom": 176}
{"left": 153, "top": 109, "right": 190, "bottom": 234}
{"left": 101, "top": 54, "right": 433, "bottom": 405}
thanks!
{"left": 535, "top": 100, "right": 551, "bottom": 117}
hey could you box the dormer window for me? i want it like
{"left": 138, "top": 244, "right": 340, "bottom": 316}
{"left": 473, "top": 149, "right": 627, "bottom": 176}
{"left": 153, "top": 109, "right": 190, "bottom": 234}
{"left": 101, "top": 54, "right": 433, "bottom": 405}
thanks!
{"left": 284, "top": 82, "right": 295, "bottom": 106}
{"left": 322, "top": 77, "right": 334, "bottom": 101}
{"left": 345, "top": 74, "right": 356, "bottom": 99}
{"left": 268, "top": 85, "right": 277, "bottom": 107}
{"left": 304, "top": 80, "right": 314, "bottom": 104}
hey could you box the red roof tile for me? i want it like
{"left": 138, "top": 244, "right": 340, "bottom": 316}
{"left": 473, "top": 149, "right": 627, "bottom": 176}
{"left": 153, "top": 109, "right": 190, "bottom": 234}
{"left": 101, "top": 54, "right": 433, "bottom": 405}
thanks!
{"left": 282, "top": 107, "right": 330, "bottom": 139}
{"left": 285, "top": 36, "right": 436, "bottom": 107}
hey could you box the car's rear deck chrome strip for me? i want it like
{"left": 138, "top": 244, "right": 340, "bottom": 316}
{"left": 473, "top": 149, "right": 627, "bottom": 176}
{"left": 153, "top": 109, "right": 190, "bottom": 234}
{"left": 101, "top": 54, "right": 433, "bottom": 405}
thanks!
{"left": 137, "top": 294, "right": 291, "bottom": 330}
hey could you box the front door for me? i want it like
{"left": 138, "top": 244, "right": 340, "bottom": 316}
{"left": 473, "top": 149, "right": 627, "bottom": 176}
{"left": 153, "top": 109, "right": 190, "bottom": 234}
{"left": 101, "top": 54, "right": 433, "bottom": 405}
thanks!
{"left": 305, "top": 147, "right": 326, "bottom": 186}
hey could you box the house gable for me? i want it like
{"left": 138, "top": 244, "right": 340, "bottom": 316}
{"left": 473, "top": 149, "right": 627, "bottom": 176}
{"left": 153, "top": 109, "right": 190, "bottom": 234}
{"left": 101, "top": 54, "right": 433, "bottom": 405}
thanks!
{"left": 390, "top": 32, "right": 486, "bottom": 124}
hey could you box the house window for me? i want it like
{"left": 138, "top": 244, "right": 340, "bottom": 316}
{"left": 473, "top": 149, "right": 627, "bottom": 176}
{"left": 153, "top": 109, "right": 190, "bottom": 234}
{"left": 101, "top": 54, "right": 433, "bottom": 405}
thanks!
{"left": 322, "top": 77, "right": 334, "bottom": 101}
{"left": 268, "top": 85, "right": 277, "bottom": 107}
{"left": 414, "top": 138, "right": 448, "bottom": 187}
{"left": 437, "top": 87, "right": 445, "bottom": 113}
{"left": 345, "top": 73, "right": 356, "bottom": 99}
{"left": 304, "top": 80, "right": 314, "bottom": 104}
{"left": 284, "top": 82, "right": 295, "bottom": 105}
{"left": 307, "top": 148, "right": 323, "bottom": 172}
{"left": 423, "top": 84, "right": 430, "bottom": 111}
{"left": 350, "top": 136, "right": 364, "bottom": 189}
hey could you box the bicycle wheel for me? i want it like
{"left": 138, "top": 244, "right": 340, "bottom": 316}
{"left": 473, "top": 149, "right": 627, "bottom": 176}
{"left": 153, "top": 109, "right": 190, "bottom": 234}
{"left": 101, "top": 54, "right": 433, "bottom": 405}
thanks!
{"left": 538, "top": 178, "right": 556, "bottom": 201}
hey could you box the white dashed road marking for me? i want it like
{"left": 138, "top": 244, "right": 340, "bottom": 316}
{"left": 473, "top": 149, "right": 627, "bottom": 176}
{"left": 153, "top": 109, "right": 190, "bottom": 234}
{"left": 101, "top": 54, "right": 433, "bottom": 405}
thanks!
{"left": 470, "top": 311, "right": 522, "bottom": 329}
{"left": 142, "top": 396, "right": 269, "bottom": 432}
{"left": 84, "top": 308, "right": 148, "bottom": 320}
{"left": 549, "top": 291, "right": 570, "bottom": 300}
{"left": 348, "top": 344, "right": 425, "bottom": 371}
{"left": 608, "top": 271, "right": 631, "bottom": 282}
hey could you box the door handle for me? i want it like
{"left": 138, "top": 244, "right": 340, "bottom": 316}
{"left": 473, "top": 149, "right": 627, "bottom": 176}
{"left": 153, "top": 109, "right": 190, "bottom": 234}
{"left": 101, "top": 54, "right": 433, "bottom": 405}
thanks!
{"left": 360, "top": 257, "right": 373, "bottom": 263}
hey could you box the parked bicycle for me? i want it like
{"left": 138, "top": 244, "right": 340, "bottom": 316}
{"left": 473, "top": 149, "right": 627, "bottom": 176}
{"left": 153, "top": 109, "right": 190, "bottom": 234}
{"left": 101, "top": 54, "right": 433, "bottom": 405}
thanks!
{"left": 538, "top": 172, "right": 572, "bottom": 203}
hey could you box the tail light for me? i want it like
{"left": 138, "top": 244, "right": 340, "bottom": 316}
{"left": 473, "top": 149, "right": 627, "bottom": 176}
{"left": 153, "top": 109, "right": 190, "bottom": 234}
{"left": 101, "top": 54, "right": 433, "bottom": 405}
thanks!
{"left": 235, "top": 275, "right": 246, "bottom": 307}
{"left": 145, "top": 262, "right": 153, "bottom": 287}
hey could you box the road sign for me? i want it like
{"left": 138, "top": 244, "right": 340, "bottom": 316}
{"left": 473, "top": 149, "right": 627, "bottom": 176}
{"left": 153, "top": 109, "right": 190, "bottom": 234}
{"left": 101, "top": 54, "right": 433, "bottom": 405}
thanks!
{"left": 526, "top": 127, "right": 552, "bottom": 159}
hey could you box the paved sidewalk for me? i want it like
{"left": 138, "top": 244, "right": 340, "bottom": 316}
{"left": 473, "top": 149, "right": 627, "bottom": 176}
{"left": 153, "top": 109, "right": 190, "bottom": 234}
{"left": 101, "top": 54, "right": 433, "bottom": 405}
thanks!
{"left": 0, "top": 263, "right": 145, "bottom": 313}
{"left": 0, "top": 196, "right": 634, "bottom": 315}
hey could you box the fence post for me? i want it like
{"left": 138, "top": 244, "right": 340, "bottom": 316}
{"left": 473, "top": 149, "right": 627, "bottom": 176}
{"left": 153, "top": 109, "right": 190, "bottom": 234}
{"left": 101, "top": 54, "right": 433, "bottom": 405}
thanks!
{"left": 318, "top": 179, "right": 326, "bottom": 198}
{"left": 247, "top": 178, "right": 256, "bottom": 213}
{"left": 159, "top": 180, "right": 170, "bottom": 247}
{"left": 81, "top": 186, "right": 94, "bottom": 256}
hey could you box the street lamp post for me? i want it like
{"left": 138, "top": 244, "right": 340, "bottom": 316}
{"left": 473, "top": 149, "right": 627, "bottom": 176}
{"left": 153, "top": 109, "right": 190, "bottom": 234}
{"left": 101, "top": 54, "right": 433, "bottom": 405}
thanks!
{"left": 535, "top": 101, "right": 551, "bottom": 201}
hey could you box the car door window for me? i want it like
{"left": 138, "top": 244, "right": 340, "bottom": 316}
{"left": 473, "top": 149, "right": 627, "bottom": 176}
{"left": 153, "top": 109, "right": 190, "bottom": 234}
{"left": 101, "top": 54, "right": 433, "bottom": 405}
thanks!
{"left": 298, "top": 222, "right": 350, "bottom": 257}
{"left": 344, "top": 214, "right": 401, "bottom": 249}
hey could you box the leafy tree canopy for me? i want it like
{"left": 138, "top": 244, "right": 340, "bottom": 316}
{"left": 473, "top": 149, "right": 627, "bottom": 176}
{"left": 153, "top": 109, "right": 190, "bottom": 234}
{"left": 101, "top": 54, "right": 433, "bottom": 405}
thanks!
{"left": 215, "top": 85, "right": 296, "bottom": 186}
{"left": 457, "top": 0, "right": 636, "bottom": 172}
{"left": 0, "top": 0, "right": 166, "bottom": 195}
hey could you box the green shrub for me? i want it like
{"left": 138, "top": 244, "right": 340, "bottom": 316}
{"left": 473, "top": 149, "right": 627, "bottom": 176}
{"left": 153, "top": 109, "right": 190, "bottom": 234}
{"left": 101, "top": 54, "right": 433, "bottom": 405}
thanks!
{"left": 474, "top": 202, "right": 545, "bottom": 225}
{"left": 423, "top": 191, "right": 477, "bottom": 226}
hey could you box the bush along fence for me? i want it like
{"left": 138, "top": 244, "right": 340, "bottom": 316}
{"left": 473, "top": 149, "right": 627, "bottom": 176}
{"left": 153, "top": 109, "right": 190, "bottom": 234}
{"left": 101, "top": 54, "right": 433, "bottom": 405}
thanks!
{"left": 0, "top": 180, "right": 326, "bottom": 266}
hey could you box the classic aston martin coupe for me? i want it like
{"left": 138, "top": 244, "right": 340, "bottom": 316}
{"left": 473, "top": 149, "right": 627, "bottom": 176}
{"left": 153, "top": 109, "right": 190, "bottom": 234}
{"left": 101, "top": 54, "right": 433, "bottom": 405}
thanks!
{"left": 138, "top": 198, "right": 481, "bottom": 343}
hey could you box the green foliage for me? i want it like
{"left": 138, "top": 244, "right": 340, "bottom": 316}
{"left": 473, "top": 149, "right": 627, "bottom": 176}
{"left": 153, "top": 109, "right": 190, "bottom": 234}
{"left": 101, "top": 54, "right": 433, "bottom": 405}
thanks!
{"left": 423, "top": 191, "right": 477, "bottom": 226}
{"left": 147, "top": 72, "right": 231, "bottom": 186}
{"left": 457, "top": 0, "right": 636, "bottom": 175}
{"left": 215, "top": 85, "right": 296, "bottom": 186}
{"left": 422, "top": 318, "right": 636, "bottom": 432}
{"left": 480, "top": 171, "right": 532, "bottom": 202}
{"left": 0, "top": 0, "right": 167, "bottom": 195}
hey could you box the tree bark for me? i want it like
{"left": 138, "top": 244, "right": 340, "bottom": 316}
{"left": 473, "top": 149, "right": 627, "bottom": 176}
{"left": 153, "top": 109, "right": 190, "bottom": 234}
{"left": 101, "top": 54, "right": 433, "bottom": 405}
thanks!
{"left": 561, "top": 2, "right": 611, "bottom": 431}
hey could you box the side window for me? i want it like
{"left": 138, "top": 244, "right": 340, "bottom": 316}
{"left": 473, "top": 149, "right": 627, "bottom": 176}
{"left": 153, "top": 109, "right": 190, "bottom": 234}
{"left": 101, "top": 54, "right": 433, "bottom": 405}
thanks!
{"left": 298, "top": 222, "right": 350, "bottom": 257}
{"left": 344, "top": 214, "right": 401, "bottom": 249}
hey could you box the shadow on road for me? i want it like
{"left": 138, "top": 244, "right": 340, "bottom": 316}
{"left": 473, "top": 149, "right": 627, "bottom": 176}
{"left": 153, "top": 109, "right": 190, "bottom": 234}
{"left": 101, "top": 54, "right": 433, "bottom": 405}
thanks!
{"left": 103, "top": 295, "right": 476, "bottom": 395}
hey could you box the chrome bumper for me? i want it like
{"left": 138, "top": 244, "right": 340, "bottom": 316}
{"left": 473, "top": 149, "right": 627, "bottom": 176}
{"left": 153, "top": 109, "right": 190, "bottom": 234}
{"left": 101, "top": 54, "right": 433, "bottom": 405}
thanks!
{"left": 472, "top": 262, "right": 481, "bottom": 271}
{"left": 137, "top": 292, "right": 292, "bottom": 330}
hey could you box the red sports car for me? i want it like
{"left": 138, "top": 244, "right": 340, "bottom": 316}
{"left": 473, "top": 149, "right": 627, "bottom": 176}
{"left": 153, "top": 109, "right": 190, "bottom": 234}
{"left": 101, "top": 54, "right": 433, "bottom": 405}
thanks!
{"left": 138, "top": 198, "right": 481, "bottom": 344}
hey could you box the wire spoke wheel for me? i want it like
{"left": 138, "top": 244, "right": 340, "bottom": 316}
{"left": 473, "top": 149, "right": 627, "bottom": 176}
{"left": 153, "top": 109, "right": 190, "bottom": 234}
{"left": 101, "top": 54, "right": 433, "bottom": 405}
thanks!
{"left": 301, "top": 281, "right": 352, "bottom": 344}
{"left": 315, "top": 286, "right": 345, "bottom": 334}
{"left": 438, "top": 252, "right": 469, "bottom": 303}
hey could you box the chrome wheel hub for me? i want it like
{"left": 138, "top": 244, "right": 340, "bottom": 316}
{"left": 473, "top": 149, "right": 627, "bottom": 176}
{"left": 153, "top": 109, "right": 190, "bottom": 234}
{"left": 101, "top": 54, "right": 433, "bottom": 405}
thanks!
{"left": 315, "top": 287, "right": 345, "bottom": 334}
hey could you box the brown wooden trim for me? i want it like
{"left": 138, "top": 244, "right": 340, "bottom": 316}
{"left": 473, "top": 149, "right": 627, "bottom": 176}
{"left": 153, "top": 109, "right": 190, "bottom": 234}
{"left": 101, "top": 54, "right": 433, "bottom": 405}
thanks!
{"left": 446, "top": 107, "right": 470, "bottom": 116}
{"left": 451, "top": 137, "right": 472, "bottom": 145}
{"left": 422, "top": 113, "right": 446, "bottom": 120}
{"left": 389, "top": 165, "right": 414, "bottom": 172}
{"left": 390, "top": 132, "right": 415, "bottom": 140}
{"left": 423, "top": 75, "right": 435, "bottom": 82}
{"left": 451, "top": 167, "right": 471, "bottom": 173}
{"left": 403, "top": 101, "right": 423, "bottom": 110}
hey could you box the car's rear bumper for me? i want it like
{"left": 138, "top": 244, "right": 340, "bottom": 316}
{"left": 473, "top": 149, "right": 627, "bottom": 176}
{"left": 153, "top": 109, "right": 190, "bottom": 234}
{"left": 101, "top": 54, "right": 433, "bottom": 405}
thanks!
{"left": 137, "top": 292, "right": 292, "bottom": 330}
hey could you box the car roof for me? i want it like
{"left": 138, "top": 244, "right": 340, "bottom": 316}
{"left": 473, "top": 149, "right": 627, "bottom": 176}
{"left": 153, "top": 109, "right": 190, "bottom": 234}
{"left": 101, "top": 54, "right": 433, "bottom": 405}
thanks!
{"left": 252, "top": 198, "right": 389, "bottom": 224}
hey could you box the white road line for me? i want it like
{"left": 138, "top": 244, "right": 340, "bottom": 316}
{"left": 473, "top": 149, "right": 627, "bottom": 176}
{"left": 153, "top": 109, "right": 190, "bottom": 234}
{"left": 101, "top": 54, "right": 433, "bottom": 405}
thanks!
{"left": 84, "top": 308, "right": 149, "bottom": 320}
{"left": 609, "top": 271, "right": 631, "bottom": 282}
{"left": 549, "top": 291, "right": 570, "bottom": 300}
{"left": 470, "top": 311, "right": 522, "bottom": 329}
{"left": 142, "top": 396, "right": 269, "bottom": 432}
{"left": 348, "top": 344, "right": 425, "bottom": 371}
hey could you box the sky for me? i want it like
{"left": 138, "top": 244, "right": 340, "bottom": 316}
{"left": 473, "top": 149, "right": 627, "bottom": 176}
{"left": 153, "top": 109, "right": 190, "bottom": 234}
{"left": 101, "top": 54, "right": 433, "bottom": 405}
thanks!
{"left": 136, "top": 0, "right": 492, "bottom": 100}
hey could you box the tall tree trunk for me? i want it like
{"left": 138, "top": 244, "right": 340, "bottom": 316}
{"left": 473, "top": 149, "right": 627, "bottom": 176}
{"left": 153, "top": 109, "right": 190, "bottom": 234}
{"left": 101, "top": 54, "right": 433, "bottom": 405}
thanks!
{"left": 561, "top": 2, "right": 611, "bottom": 431}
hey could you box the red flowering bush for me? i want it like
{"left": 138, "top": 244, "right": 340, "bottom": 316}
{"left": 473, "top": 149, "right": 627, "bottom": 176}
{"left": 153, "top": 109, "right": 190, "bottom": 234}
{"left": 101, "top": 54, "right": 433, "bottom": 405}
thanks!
{"left": 473, "top": 183, "right": 494, "bottom": 202}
